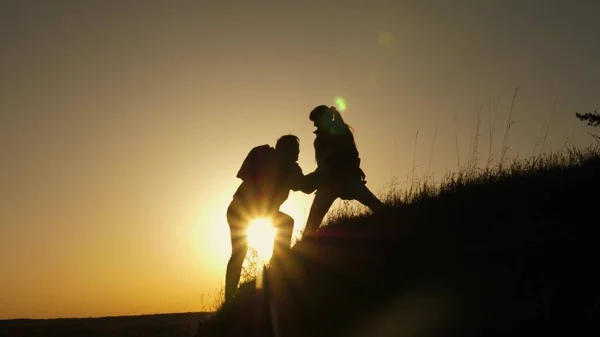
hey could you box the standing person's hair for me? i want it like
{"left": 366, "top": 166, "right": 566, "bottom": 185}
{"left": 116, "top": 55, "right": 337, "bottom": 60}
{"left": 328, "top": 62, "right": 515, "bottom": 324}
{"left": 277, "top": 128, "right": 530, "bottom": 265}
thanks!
{"left": 330, "top": 106, "right": 354, "bottom": 133}
{"left": 309, "top": 105, "right": 354, "bottom": 133}
{"left": 309, "top": 105, "right": 330, "bottom": 123}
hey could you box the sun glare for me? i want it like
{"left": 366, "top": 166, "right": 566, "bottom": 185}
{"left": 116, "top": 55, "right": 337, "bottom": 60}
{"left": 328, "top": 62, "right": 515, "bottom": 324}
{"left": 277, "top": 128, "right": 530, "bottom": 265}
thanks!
{"left": 246, "top": 218, "right": 277, "bottom": 262}
{"left": 334, "top": 96, "right": 347, "bottom": 112}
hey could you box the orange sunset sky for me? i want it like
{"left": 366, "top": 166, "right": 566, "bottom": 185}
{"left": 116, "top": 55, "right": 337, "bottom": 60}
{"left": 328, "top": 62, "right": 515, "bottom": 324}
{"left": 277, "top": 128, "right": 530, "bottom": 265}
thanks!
{"left": 1, "top": 1, "right": 599, "bottom": 319}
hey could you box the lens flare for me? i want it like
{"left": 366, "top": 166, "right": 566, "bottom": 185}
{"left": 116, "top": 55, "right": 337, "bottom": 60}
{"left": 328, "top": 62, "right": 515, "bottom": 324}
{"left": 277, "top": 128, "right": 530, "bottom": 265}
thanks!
{"left": 246, "top": 218, "right": 277, "bottom": 262}
{"left": 334, "top": 96, "right": 347, "bottom": 112}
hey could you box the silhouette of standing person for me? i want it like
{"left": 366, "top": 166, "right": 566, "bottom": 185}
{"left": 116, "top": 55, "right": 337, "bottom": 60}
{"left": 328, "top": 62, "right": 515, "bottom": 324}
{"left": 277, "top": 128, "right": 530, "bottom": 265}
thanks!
{"left": 225, "top": 135, "right": 320, "bottom": 302}
{"left": 303, "top": 105, "right": 384, "bottom": 236}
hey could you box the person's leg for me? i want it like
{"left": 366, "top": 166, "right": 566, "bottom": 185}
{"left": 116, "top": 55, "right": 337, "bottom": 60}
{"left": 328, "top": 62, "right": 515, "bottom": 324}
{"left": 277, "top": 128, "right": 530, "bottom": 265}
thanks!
{"left": 266, "top": 211, "right": 295, "bottom": 337}
{"left": 347, "top": 181, "right": 385, "bottom": 212}
{"left": 271, "top": 211, "right": 294, "bottom": 255}
{"left": 225, "top": 203, "right": 248, "bottom": 302}
{"left": 303, "top": 188, "right": 337, "bottom": 236}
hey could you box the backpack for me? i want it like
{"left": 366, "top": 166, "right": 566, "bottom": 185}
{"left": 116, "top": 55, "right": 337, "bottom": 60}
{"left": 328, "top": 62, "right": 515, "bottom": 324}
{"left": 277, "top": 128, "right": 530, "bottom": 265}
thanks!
{"left": 236, "top": 144, "right": 275, "bottom": 182}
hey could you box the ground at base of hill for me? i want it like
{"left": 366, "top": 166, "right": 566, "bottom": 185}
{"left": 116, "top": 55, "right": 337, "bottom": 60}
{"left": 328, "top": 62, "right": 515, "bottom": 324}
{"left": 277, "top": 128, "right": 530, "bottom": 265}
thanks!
{"left": 0, "top": 312, "right": 212, "bottom": 337}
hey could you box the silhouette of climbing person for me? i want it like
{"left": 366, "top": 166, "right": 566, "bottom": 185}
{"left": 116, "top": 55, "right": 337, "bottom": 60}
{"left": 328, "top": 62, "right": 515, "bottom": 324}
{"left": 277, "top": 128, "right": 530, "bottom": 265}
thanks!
{"left": 302, "top": 105, "right": 385, "bottom": 236}
{"left": 225, "top": 134, "right": 321, "bottom": 302}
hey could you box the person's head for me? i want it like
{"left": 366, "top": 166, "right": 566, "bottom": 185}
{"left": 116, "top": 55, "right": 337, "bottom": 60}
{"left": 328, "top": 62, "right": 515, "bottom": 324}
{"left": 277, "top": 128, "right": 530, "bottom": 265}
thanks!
{"left": 309, "top": 105, "right": 352, "bottom": 133}
{"left": 310, "top": 105, "right": 336, "bottom": 129}
{"left": 275, "top": 134, "right": 300, "bottom": 162}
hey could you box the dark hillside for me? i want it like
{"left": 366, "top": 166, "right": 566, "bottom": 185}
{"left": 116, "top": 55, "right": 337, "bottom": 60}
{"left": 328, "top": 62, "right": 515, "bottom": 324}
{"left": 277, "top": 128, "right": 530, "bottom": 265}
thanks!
{"left": 199, "top": 147, "right": 600, "bottom": 337}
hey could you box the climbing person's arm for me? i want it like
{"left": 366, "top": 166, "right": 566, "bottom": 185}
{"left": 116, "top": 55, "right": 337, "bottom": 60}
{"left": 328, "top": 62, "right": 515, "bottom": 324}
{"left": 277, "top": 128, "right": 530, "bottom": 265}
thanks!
{"left": 288, "top": 164, "right": 322, "bottom": 194}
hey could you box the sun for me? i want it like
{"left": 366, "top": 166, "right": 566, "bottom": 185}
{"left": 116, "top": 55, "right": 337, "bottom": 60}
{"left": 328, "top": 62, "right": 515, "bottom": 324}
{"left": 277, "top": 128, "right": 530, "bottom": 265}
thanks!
{"left": 246, "top": 218, "right": 277, "bottom": 262}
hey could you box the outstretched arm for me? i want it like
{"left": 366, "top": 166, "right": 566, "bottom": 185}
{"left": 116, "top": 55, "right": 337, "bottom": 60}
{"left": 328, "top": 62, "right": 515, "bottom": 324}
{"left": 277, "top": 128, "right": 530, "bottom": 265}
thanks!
{"left": 287, "top": 163, "right": 322, "bottom": 194}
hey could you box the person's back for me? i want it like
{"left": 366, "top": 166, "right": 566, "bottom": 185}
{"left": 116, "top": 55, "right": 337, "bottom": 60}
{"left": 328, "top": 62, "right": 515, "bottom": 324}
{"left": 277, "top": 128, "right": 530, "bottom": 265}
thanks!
{"left": 232, "top": 144, "right": 278, "bottom": 215}
{"left": 314, "top": 127, "right": 360, "bottom": 171}
{"left": 232, "top": 144, "right": 311, "bottom": 216}
{"left": 312, "top": 105, "right": 363, "bottom": 185}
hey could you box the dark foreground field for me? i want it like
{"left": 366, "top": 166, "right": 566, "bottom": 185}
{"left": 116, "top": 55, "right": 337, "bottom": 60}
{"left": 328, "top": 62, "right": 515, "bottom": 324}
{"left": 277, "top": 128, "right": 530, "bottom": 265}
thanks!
{"left": 199, "top": 146, "right": 600, "bottom": 337}
{"left": 0, "top": 312, "right": 212, "bottom": 337}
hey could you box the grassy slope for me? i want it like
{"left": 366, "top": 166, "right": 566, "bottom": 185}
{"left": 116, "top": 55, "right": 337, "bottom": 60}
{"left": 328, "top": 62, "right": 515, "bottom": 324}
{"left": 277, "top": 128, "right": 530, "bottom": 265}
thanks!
{"left": 199, "top": 146, "right": 600, "bottom": 337}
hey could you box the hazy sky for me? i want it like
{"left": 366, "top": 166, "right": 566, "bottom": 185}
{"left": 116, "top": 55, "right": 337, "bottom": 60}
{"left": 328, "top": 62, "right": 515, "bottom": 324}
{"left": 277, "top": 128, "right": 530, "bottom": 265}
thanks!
{"left": 1, "top": 0, "right": 598, "bottom": 319}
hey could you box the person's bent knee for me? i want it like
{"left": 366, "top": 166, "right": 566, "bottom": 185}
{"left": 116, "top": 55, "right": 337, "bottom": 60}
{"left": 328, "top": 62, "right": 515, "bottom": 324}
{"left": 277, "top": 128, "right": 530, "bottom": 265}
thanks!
{"left": 274, "top": 212, "right": 294, "bottom": 229}
{"left": 281, "top": 214, "right": 294, "bottom": 228}
{"left": 278, "top": 215, "right": 293, "bottom": 234}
